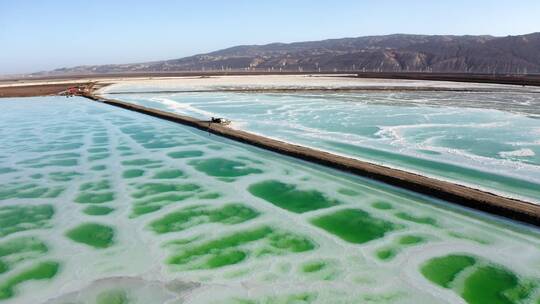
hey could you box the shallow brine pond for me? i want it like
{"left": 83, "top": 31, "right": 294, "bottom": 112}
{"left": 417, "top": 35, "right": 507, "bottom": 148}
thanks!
{"left": 108, "top": 90, "right": 540, "bottom": 203}
{"left": 0, "top": 97, "right": 539, "bottom": 304}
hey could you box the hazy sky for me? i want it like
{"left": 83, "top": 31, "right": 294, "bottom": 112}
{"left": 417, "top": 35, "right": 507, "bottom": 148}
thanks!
{"left": 1, "top": 0, "right": 539, "bottom": 74}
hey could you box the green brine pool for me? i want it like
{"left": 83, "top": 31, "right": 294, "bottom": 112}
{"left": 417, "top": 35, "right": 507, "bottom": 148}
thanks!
{"left": 0, "top": 96, "right": 539, "bottom": 304}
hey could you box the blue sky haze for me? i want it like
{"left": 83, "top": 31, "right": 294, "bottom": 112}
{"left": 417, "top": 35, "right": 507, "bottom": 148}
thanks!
{"left": 1, "top": 0, "right": 539, "bottom": 74}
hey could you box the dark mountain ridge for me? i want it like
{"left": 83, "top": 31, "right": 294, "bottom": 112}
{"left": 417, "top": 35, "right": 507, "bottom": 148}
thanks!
{"left": 36, "top": 33, "right": 540, "bottom": 75}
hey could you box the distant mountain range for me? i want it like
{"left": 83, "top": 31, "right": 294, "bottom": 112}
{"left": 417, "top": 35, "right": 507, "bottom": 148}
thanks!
{"left": 36, "top": 33, "right": 540, "bottom": 75}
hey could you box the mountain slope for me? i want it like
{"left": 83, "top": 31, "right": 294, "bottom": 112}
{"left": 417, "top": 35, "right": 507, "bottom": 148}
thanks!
{"left": 38, "top": 33, "right": 540, "bottom": 75}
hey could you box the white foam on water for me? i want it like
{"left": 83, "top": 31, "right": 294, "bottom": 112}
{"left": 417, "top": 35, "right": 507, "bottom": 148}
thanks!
{"left": 499, "top": 148, "right": 536, "bottom": 158}
{"left": 151, "top": 97, "right": 216, "bottom": 118}
{"left": 104, "top": 88, "right": 540, "bottom": 203}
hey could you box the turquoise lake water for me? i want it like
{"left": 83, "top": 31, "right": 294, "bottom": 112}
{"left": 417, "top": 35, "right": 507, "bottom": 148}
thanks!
{"left": 109, "top": 91, "right": 540, "bottom": 203}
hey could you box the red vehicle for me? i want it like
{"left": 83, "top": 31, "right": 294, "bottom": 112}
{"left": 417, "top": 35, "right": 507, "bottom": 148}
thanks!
{"left": 67, "top": 87, "right": 80, "bottom": 94}
{"left": 62, "top": 86, "right": 83, "bottom": 97}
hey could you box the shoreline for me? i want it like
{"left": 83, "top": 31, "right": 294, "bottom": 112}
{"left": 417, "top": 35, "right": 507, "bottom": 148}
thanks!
{"left": 0, "top": 82, "right": 91, "bottom": 97}
{"left": 3, "top": 71, "right": 540, "bottom": 87}
{"left": 104, "top": 86, "right": 540, "bottom": 94}
{"left": 84, "top": 89, "right": 540, "bottom": 226}
{"left": 3, "top": 73, "right": 540, "bottom": 97}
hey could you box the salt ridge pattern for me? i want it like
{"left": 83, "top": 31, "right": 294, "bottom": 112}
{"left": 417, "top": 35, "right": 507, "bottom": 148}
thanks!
{"left": 0, "top": 97, "right": 539, "bottom": 303}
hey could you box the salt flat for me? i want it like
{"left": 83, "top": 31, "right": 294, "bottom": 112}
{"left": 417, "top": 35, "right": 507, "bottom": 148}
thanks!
{"left": 99, "top": 75, "right": 540, "bottom": 93}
